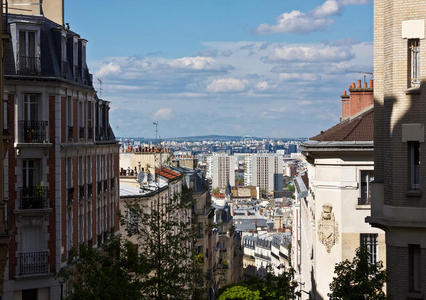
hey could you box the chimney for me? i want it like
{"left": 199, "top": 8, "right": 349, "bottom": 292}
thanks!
{"left": 347, "top": 79, "right": 374, "bottom": 119}
{"left": 357, "top": 80, "right": 361, "bottom": 88}
{"left": 370, "top": 79, "right": 374, "bottom": 88}
{"left": 341, "top": 90, "right": 351, "bottom": 121}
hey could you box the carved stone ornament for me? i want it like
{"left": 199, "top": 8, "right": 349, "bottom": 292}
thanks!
{"left": 318, "top": 204, "right": 338, "bottom": 253}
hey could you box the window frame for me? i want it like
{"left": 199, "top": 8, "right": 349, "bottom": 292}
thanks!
{"left": 408, "top": 39, "right": 420, "bottom": 88}
{"left": 409, "top": 141, "right": 421, "bottom": 190}
{"left": 360, "top": 233, "right": 378, "bottom": 265}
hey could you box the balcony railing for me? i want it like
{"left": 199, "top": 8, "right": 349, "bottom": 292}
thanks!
{"left": 18, "top": 251, "right": 49, "bottom": 275}
{"left": 79, "top": 127, "right": 85, "bottom": 139}
{"left": 68, "top": 126, "right": 74, "bottom": 142}
{"left": 18, "top": 56, "right": 40, "bottom": 75}
{"left": 19, "top": 186, "right": 49, "bottom": 210}
{"left": 18, "top": 121, "right": 48, "bottom": 143}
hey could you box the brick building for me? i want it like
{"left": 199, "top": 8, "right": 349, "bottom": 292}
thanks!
{"left": 2, "top": 2, "right": 119, "bottom": 299}
{"left": 367, "top": 0, "right": 426, "bottom": 297}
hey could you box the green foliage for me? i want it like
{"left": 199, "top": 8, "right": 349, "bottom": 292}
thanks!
{"left": 57, "top": 238, "right": 143, "bottom": 300}
{"left": 286, "top": 184, "right": 295, "bottom": 192}
{"left": 212, "top": 187, "right": 221, "bottom": 194}
{"left": 59, "top": 189, "right": 205, "bottom": 300}
{"left": 217, "top": 267, "right": 298, "bottom": 300}
{"left": 328, "top": 246, "right": 388, "bottom": 300}
{"left": 218, "top": 286, "right": 261, "bottom": 300}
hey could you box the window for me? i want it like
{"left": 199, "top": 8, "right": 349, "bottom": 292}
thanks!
{"left": 3, "top": 96, "right": 8, "bottom": 134}
{"left": 67, "top": 96, "right": 73, "bottom": 126}
{"left": 66, "top": 157, "right": 72, "bottom": 188}
{"left": 409, "top": 244, "right": 421, "bottom": 292}
{"left": 359, "top": 170, "right": 374, "bottom": 205}
{"left": 78, "top": 157, "right": 83, "bottom": 186}
{"left": 19, "top": 31, "right": 36, "bottom": 73}
{"left": 23, "top": 94, "right": 39, "bottom": 122}
{"left": 409, "top": 141, "right": 420, "bottom": 189}
{"left": 360, "top": 233, "right": 378, "bottom": 264}
{"left": 408, "top": 39, "right": 420, "bottom": 88}
{"left": 87, "top": 156, "right": 92, "bottom": 183}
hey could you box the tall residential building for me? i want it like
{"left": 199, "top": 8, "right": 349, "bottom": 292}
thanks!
{"left": 244, "top": 154, "right": 283, "bottom": 193}
{"left": 297, "top": 81, "right": 385, "bottom": 299}
{"left": 208, "top": 154, "right": 236, "bottom": 189}
{"left": 367, "top": 1, "right": 426, "bottom": 297}
{"left": 0, "top": 0, "right": 10, "bottom": 296}
{"left": 2, "top": 3, "right": 119, "bottom": 299}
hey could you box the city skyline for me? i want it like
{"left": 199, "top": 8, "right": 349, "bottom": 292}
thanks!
{"left": 65, "top": 0, "right": 373, "bottom": 138}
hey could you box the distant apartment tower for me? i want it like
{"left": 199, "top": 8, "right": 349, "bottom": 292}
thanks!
{"left": 244, "top": 154, "right": 283, "bottom": 193}
{"left": 367, "top": 1, "right": 426, "bottom": 297}
{"left": 209, "top": 154, "right": 236, "bottom": 189}
{"left": 2, "top": 6, "right": 119, "bottom": 299}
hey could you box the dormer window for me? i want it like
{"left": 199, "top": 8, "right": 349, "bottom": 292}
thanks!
{"left": 18, "top": 30, "right": 39, "bottom": 74}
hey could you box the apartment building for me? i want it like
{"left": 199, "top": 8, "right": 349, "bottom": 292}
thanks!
{"left": 367, "top": 1, "right": 426, "bottom": 297}
{"left": 244, "top": 154, "right": 283, "bottom": 193}
{"left": 295, "top": 81, "right": 385, "bottom": 299}
{"left": 2, "top": 3, "right": 119, "bottom": 299}
{"left": 208, "top": 154, "right": 237, "bottom": 189}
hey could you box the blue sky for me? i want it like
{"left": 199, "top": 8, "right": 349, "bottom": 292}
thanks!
{"left": 65, "top": 0, "right": 373, "bottom": 138}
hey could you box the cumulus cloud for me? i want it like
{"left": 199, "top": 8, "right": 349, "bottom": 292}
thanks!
{"left": 256, "top": 81, "right": 269, "bottom": 90}
{"left": 256, "top": 0, "right": 370, "bottom": 34}
{"left": 256, "top": 10, "right": 332, "bottom": 34}
{"left": 279, "top": 73, "right": 319, "bottom": 81}
{"left": 268, "top": 44, "right": 354, "bottom": 62}
{"left": 206, "top": 78, "right": 248, "bottom": 93}
{"left": 153, "top": 108, "right": 172, "bottom": 120}
{"left": 96, "top": 62, "right": 121, "bottom": 77}
{"left": 169, "top": 56, "right": 218, "bottom": 70}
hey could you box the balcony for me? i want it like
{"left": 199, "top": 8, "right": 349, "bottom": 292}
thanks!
{"left": 18, "top": 251, "right": 49, "bottom": 276}
{"left": 79, "top": 127, "right": 85, "bottom": 139}
{"left": 19, "top": 187, "right": 49, "bottom": 210}
{"left": 68, "top": 126, "right": 74, "bottom": 142}
{"left": 18, "top": 56, "right": 40, "bottom": 75}
{"left": 18, "top": 121, "right": 48, "bottom": 143}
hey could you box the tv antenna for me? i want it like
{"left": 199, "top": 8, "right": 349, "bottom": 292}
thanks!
{"left": 153, "top": 121, "right": 158, "bottom": 141}
{"left": 346, "top": 70, "right": 374, "bottom": 84}
{"left": 97, "top": 78, "right": 103, "bottom": 97}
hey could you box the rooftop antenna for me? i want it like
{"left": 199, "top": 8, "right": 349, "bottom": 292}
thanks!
{"left": 346, "top": 70, "right": 374, "bottom": 85}
{"left": 97, "top": 78, "right": 103, "bottom": 97}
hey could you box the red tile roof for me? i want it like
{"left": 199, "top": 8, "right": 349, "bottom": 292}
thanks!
{"left": 155, "top": 167, "right": 180, "bottom": 181}
{"left": 310, "top": 108, "right": 373, "bottom": 142}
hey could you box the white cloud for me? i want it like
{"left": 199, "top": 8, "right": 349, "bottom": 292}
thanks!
{"left": 169, "top": 56, "right": 218, "bottom": 70}
{"left": 269, "top": 44, "right": 354, "bottom": 62}
{"left": 256, "top": 10, "right": 332, "bottom": 34}
{"left": 206, "top": 78, "right": 248, "bottom": 93}
{"left": 298, "top": 100, "right": 313, "bottom": 106}
{"left": 313, "top": 0, "right": 340, "bottom": 17}
{"left": 279, "top": 73, "right": 319, "bottom": 81}
{"left": 256, "top": 81, "right": 269, "bottom": 90}
{"left": 153, "top": 108, "right": 172, "bottom": 120}
{"left": 96, "top": 62, "right": 121, "bottom": 77}
{"left": 256, "top": 0, "right": 370, "bottom": 35}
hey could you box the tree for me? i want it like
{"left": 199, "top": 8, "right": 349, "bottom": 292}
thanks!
{"left": 217, "top": 267, "right": 298, "bottom": 300}
{"left": 328, "top": 246, "right": 388, "bottom": 300}
{"left": 57, "top": 237, "right": 143, "bottom": 300}
{"left": 122, "top": 185, "right": 203, "bottom": 299}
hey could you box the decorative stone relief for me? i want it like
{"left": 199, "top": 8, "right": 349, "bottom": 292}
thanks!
{"left": 318, "top": 204, "right": 338, "bottom": 253}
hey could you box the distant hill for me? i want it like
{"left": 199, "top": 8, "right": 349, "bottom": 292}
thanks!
{"left": 117, "top": 135, "right": 307, "bottom": 143}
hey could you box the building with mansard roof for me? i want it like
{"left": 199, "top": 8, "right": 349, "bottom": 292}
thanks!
{"left": 2, "top": 1, "right": 119, "bottom": 299}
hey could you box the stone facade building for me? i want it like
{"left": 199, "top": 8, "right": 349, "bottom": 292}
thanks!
{"left": 294, "top": 83, "right": 385, "bottom": 299}
{"left": 2, "top": 3, "right": 119, "bottom": 299}
{"left": 368, "top": 0, "right": 426, "bottom": 297}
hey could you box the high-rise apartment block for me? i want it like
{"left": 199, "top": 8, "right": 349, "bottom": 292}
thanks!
{"left": 244, "top": 154, "right": 283, "bottom": 193}
{"left": 368, "top": 1, "right": 426, "bottom": 297}
{"left": 2, "top": 2, "right": 119, "bottom": 299}
{"left": 208, "top": 154, "right": 236, "bottom": 189}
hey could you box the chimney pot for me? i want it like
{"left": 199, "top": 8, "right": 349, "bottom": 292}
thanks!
{"left": 364, "top": 82, "right": 368, "bottom": 88}
{"left": 343, "top": 90, "right": 347, "bottom": 96}
{"left": 357, "top": 80, "right": 361, "bottom": 88}
{"left": 370, "top": 79, "right": 374, "bottom": 88}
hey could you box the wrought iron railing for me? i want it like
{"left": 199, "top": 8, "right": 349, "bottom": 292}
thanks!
{"left": 18, "top": 120, "right": 48, "bottom": 143}
{"left": 19, "top": 186, "right": 49, "bottom": 209}
{"left": 18, "top": 56, "right": 40, "bottom": 75}
{"left": 18, "top": 251, "right": 49, "bottom": 275}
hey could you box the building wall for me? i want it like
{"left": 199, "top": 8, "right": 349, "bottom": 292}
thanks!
{"left": 371, "top": 1, "right": 426, "bottom": 297}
